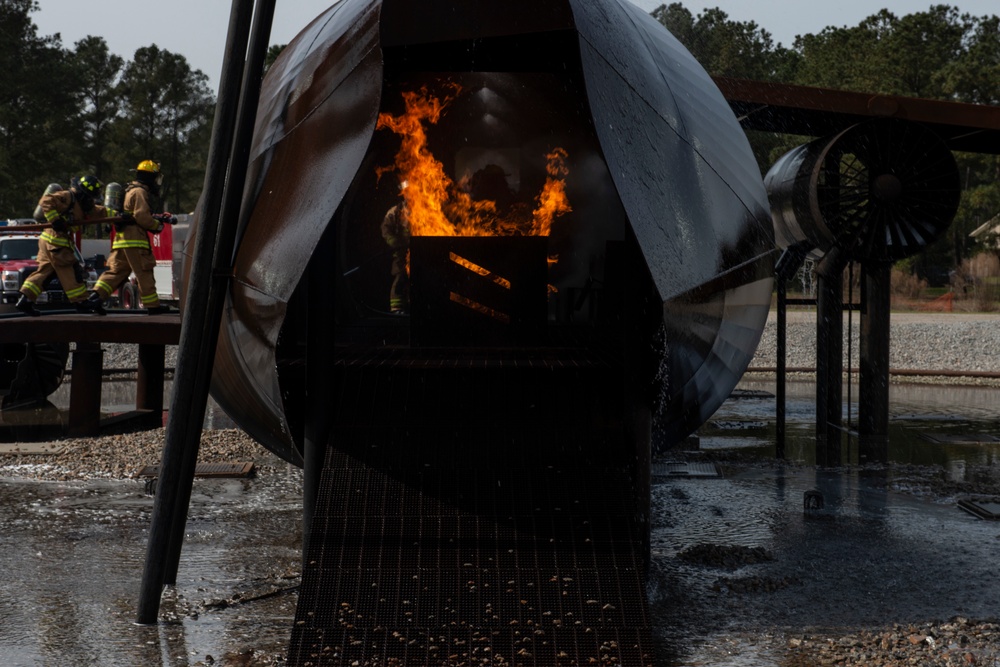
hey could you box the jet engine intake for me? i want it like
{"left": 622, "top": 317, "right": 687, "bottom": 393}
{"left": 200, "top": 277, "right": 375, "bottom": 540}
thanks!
{"left": 765, "top": 118, "right": 960, "bottom": 262}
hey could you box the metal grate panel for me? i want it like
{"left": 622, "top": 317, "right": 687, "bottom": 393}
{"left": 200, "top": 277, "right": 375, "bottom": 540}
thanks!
{"left": 290, "top": 360, "right": 653, "bottom": 665}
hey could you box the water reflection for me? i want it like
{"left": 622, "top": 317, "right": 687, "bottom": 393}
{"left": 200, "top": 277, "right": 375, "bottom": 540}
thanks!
{"left": 701, "top": 379, "right": 1000, "bottom": 472}
{"left": 651, "top": 378, "right": 1000, "bottom": 665}
{"left": 0, "top": 462, "right": 303, "bottom": 666}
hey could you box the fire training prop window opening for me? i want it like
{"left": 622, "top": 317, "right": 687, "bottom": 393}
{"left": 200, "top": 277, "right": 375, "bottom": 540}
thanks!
{"left": 342, "top": 71, "right": 628, "bottom": 327}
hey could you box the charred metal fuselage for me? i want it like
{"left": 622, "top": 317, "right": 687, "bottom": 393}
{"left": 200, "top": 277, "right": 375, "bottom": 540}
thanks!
{"left": 191, "top": 0, "right": 775, "bottom": 466}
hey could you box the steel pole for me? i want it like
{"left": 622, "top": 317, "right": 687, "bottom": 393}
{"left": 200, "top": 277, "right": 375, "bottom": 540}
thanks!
{"left": 815, "top": 248, "right": 846, "bottom": 467}
{"left": 776, "top": 277, "right": 786, "bottom": 459}
{"left": 136, "top": 0, "right": 256, "bottom": 624}
{"left": 161, "top": 0, "right": 277, "bottom": 586}
{"left": 859, "top": 261, "right": 891, "bottom": 463}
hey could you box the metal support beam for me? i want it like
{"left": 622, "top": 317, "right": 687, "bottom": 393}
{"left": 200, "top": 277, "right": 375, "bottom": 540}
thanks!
{"left": 68, "top": 343, "right": 103, "bottom": 437}
{"left": 303, "top": 236, "right": 336, "bottom": 565}
{"left": 136, "top": 343, "right": 166, "bottom": 428}
{"left": 815, "top": 248, "right": 846, "bottom": 467}
{"left": 858, "top": 261, "right": 891, "bottom": 463}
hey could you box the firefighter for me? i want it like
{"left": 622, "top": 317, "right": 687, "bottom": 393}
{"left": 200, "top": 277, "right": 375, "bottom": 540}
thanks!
{"left": 92, "top": 160, "right": 171, "bottom": 314}
{"left": 16, "top": 175, "right": 108, "bottom": 316}
{"left": 380, "top": 184, "right": 411, "bottom": 315}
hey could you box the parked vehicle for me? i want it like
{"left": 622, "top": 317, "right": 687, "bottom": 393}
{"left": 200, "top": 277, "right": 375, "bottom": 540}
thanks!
{"left": 0, "top": 225, "right": 101, "bottom": 305}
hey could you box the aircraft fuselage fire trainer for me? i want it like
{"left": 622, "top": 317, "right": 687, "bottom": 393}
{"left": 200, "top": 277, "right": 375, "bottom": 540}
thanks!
{"left": 179, "top": 2, "right": 775, "bottom": 659}
{"left": 141, "top": 0, "right": 997, "bottom": 661}
{"left": 199, "top": 0, "right": 775, "bottom": 471}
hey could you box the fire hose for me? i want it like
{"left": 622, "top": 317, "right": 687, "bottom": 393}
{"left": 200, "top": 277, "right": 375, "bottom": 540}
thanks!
{"left": 0, "top": 214, "right": 176, "bottom": 234}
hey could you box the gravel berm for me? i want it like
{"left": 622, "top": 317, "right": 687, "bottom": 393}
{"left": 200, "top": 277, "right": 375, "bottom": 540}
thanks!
{"left": 747, "top": 310, "right": 1000, "bottom": 385}
{"left": 2, "top": 342, "right": 267, "bottom": 482}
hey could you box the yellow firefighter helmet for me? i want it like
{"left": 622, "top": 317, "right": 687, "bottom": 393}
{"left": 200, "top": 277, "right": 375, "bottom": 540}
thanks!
{"left": 134, "top": 160, "right": 164, "bottom": 190}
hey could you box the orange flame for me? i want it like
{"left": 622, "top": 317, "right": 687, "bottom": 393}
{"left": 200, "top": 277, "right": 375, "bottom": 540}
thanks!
{"left": 376, "top": 85, "right": 571, "bottom": 238}
{"left": 531, "top": 148, "right": 572, "bottom": 237}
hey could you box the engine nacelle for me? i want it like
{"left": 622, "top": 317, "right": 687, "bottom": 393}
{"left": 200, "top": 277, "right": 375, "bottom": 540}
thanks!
{"left": 765, "top": 118, "right": 960, "bottom": 263}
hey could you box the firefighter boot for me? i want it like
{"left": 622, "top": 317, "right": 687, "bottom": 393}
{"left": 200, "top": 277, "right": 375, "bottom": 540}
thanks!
{"left": 15, "top": 295, "right": 40, "bottom": 317}
{"left": 76, "top": 293, "right": 107, "bottom": 316}
{"left": 86, "top": 291, "right": 108, "bottom": 316}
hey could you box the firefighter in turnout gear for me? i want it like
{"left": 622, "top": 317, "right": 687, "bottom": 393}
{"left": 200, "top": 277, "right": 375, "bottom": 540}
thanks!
{"left": 380, "top": 188, "right": 411, "bottom": 315}
{"left": 92, "top": 160, "right": 171, "bottom": 314}
{"left": 16, "top": 175, "right": 108, "bottom": 316}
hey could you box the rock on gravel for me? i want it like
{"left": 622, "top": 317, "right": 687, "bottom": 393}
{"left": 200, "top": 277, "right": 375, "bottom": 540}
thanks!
{"left": 779, "top": 618, "right": 1000, "bottom": 667}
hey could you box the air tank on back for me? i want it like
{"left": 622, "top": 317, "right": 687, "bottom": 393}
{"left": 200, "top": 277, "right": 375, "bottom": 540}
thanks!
{"left": 32, "top": 184, "right": 62, "bottom": 224}
{"left": 103, "top": 182, "right": 124, "bottom": 216}
{"left": 188, "top": 0, "right": 776, "bottom": 465}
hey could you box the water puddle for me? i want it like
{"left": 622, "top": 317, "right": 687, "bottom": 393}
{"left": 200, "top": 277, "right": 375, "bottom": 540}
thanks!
{"left": 649, "top": 378, "right": 1000, "bottom": 665}
{"left": 0, "top": 461, "right": 303, "bottom": 667}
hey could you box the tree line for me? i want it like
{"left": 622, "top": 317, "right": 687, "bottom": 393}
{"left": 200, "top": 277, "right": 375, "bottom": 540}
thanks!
{"left": 2, "top": 1, "right": 997, "bottom": 275}
{"left": 0, "top": 0, "right": 214, "bottom": 221}
{"left": 654, "top": 2, "right": 1000, "bottom": 278}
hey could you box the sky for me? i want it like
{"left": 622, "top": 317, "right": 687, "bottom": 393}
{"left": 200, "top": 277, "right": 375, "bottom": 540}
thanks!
{"left": 34, "top": 0, "right": 999, "bottom": 94}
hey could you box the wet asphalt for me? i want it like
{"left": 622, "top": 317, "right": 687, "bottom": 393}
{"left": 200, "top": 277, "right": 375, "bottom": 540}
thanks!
{"left": 1, "top": 378, "right": 999, "bottom": 666}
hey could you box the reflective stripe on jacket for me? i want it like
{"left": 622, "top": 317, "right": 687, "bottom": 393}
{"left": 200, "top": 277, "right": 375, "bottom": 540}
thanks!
{"left": 112, "top": 237, "right": 151, "bottom": 250}
{"left": 40, "top": 230, "right": 74, "bottom": 248}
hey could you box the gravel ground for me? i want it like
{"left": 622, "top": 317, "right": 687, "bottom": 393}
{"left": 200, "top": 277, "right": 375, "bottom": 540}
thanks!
{"left": 747, "top": 310, "right": 1000, "bottom": 387}
{"left": 0, "top": 426, "right": 271, "bottom": 481}
{"left": 4, "top": 312, "right": 1000, "bottom": 666}
{"left": 2, "top": 343, "right": 272, "bottom": 481}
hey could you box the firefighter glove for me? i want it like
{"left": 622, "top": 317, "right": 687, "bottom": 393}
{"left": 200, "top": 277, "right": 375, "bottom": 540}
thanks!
{"left": 51, "top": 215, "right": 69, "bottom": 233}
{"left": 114, "top": 212, "right": 135, "bottom": 232}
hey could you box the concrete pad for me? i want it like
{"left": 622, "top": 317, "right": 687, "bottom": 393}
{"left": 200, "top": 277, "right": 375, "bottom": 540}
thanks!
{"left": 919, "top": 432, "right": 1000, "bottom": 445}
{"left": 652, "top": 461, "right": 722, "bottom": 478}
{"left": 0, "top": 441, "right": 65, "bottom": 455}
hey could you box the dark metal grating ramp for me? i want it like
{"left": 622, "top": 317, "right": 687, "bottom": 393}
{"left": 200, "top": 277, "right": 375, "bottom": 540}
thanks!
{"left": 288, "top": 363, "right": 655, "bottom": 665}
{"left": 290, "top": 627, "right": 652, "bottom": 665}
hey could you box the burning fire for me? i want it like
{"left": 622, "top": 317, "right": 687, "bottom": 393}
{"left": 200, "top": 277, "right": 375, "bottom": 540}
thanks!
{"left": 376, "top": 84, "right": 572, "bottom": 238}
